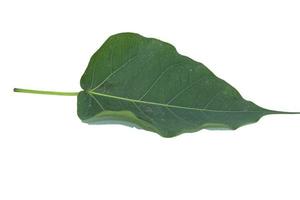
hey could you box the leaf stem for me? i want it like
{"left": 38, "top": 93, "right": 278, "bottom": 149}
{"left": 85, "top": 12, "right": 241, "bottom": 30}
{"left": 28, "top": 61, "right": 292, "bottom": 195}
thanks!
{"left": 13, "top": 88, "right": 79, "bottom": 96}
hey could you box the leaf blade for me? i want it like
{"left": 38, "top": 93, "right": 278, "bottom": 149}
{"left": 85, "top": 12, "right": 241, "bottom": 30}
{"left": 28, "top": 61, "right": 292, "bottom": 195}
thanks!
{"left": 78, "top": 32, "right": 278, "bottom": 137}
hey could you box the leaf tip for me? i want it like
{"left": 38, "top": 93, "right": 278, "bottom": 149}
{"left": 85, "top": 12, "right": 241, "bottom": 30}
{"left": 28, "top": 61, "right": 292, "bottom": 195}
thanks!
{"left": 266, "top": 109, "right": 300, "bottom": 115}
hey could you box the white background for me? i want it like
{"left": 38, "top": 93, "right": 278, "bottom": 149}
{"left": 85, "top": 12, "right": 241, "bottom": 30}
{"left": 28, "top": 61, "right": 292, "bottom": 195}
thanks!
{"left": 0, "top": 0, "right": 299, "bottom": 199}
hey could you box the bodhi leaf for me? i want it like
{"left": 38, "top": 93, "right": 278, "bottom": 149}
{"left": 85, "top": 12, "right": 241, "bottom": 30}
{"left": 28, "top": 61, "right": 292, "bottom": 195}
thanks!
{"left": 76, "top": 32, "right": 297, "bottom": 137}
{"left": 13, "top": 32, "right": 299, "bottom": 137}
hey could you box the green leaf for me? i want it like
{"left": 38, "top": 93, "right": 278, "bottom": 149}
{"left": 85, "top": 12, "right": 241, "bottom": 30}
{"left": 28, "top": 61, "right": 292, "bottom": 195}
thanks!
{"left": 77, "top": 32, "right": 296, "bottom": 137}
{"left": 14, "top": 32, "right": 299, "bottom": 137}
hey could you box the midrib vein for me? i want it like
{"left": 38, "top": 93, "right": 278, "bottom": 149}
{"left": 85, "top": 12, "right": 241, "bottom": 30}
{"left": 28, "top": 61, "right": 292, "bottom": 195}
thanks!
{"left": 87, "top": 91, "right": 261, "bottom": 113}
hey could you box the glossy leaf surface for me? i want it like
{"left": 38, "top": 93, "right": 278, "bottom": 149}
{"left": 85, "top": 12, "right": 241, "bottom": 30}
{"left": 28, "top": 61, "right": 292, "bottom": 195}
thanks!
{"left": 78, "top": 33, "right": 282, "bottom": 137}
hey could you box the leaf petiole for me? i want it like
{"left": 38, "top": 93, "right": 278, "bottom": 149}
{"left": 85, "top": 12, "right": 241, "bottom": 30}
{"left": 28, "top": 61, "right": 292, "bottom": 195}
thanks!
{"left": 13, "top": 88, "right": 79, "bottom": 96}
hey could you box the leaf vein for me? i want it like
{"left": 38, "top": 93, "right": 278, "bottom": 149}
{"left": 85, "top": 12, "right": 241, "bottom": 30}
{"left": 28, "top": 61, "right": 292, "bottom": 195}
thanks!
{"left": 132, "top": 102, "right": 154, "bottom": 123}
{"left": 88, "top": 93, "right": 105, "bottom": 110}
{"left": 167, "top": 79, "right": 203, "bottom": 104}
{"left": 90, "top": 55, "right": 138, "bottom": 91}
{"left": 167, "top": 107, "right": 195, "bottom": 126}
{"left": 139, "top": 62, "right": 181, "bottom": 100}
{"left": 88, "top": 91, "right": 259, "bottom": 113}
